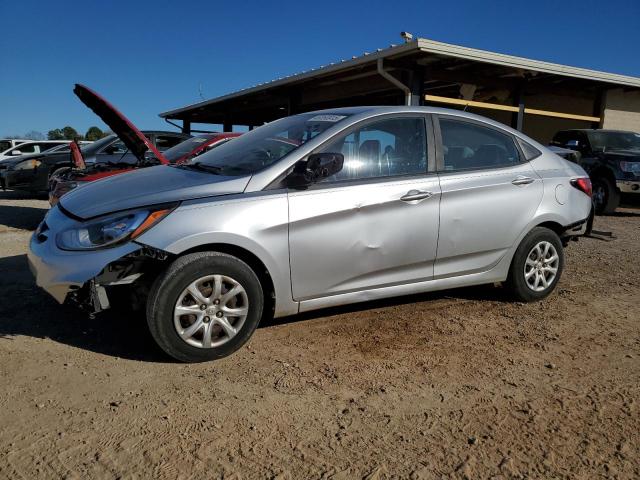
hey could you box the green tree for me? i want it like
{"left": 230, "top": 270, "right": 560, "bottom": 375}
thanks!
{"left": 62, "top": 126, "right": 82, "bottom": 140}
{"left": 48, "top": 129, "right": 64, "bottom": 140}
{"left": 85, "top": 126, "right": 106, "bottom": 141}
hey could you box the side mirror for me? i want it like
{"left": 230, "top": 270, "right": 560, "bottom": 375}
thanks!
{"left": 9, "top": 149, "right": 23, "bottom": 156}
{"left": 103, "top": 145, "right": 118, "bottom": 155}
{"left": 287, "top": 152, "right": 344, "bottom": 187}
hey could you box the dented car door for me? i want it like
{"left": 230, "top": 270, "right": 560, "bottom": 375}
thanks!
{"left": 288, "top": 115, "right": 440, "bottom": 301}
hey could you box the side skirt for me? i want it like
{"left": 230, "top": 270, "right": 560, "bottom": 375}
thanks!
{"left": 297, "top": 258, "right": 510, "bottom": 314}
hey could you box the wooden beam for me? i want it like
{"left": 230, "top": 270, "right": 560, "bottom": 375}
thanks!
{"left": 425, "top": 94, "right": 600, "bottom": 122}
{"left": 425, "top": 95, "right": 518, "bottom": 112}
{"left": 523, "top": 108, "right": 600, "bottom": 122}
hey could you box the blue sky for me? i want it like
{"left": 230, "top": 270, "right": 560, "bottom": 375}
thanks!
{"left": 1, "top": 0, "right": 639, "bottom": 137}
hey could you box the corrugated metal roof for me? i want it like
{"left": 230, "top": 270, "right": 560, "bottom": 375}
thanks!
{"left": 416, "top": 38, "right": 640, "bottom": 87}
{"left": 160, "top": 37, "right": 640, "bottom": 118}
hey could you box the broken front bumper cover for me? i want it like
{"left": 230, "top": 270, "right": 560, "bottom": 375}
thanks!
{"left": 27, "top": 206, "right": 142, "bottom": 305}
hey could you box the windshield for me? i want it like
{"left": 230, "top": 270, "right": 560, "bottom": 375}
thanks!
{"left": 188, "top": 113, "right": 351, "bottom": 176}
{"left": 82, "top": 135, "right": 116, "bottom": 154}
{"left": 587, "top": 131, "right": 640, "bottom": 152}
{"left": 162, "top": 135, "right": 218, "bottom": 163}
{"left": 47, "top": 144, "right": 71, "bottom": 153}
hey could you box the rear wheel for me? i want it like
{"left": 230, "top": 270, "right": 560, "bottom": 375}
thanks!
{"left": 592, "top": 177, "right": 619, "bottom": 215}
{"left": 146, "top": 252, "right": 264, "bottom": 362}
{"left": 505, "top": 227, "right": 564, "bottom": 302}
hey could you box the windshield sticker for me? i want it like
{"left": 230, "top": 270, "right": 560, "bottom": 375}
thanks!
{"left": 309, "top": 114, "right": 347, "bottom": 122}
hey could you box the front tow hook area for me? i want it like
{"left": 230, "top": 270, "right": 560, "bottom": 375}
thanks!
{"left": 65, "top": 280, "right": 110, "bottom": 319}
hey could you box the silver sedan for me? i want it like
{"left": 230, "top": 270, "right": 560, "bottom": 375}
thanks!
{"left": 28, "top": 107, "right": 593, "bottom": 362}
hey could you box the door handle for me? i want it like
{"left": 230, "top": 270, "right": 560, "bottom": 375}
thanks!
{"left": 512, "top": 175, "right": 535, "bottom": 186}
{"left": 400, "top": 189, "right": 433, "bottom": 201}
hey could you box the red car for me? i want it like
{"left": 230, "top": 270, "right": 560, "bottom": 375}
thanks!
{"left": 49, "top": 84, "right": 240, "bottom": 205}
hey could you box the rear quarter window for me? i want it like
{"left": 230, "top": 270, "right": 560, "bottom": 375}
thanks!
{"left": 517, "top": 138, "right": 542, "bottom": 161}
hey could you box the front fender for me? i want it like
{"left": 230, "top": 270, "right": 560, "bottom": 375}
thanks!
{"left": 134, "top": 192, "right": 298, "bottom": 317}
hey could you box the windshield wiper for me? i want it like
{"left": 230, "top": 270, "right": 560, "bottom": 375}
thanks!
{"left": 179, "top": 162, "right": 224, "bottom": 175}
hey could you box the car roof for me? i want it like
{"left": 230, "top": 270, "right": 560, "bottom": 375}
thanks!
{"left": 13, "top": 140, "right": 70, "bottom": 144}
{"left": 139, "top": 130, "right": 191, "bottom": 136}
{"left": 293, "top": 105, "right": 534, "bottom": 143}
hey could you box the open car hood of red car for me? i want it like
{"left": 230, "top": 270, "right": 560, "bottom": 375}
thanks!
{"left": 73, "top": 84, "right": 169, "bottom": 165}
{"left": 69, "top": 141, "right": 86, "bottom": 170}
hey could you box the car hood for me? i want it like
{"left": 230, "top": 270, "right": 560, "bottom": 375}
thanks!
{"left": 605, "top": 149, "right": 640, "bottom": 158}
{"left": 74, "top": 84, "right": 168, "bottom": 165}
{"left": 59, "top": 165, "right": 250, "bottom": 219}
{"left": 0, "top": 151, "right": 47, "bottom": 169}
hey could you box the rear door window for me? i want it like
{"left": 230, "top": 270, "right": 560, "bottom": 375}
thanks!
{"left": 438, "top": 117, "right": 520, "bottom": 172}
{"left": 15, "top": 143, "right": 38, "bottom": 154}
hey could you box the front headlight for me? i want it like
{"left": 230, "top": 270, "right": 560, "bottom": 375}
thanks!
{"left": 56, "top": 205, "right": 175, "bottom": 250}
{"left": 619, "top": 161, "right": 640, "bottom": 174}
{"left": 14, "top": 159, "right": 42, "bottom": 170}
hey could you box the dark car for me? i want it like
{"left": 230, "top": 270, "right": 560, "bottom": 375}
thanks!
{"left": 551, "top": 129, "right": 640, "bottom": 213}
{"left": 46, "top": 84, "right": 241, "bottom": 205}
{"left": 50, "top": 133, "right": 240, "bottom": 205}
{"left": 1, "top": 130, "right": 190, "bottom": 193}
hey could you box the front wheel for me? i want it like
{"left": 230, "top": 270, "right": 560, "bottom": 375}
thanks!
{"left": 505, "top": 227, "right": 564, "bottom": 302}
{"left": 146, "top": 252, "right": 264, "bottom": 362}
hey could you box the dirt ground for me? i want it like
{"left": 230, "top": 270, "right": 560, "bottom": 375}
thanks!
{"left": 0, "top": 190, "right": 638, "bottom": 480}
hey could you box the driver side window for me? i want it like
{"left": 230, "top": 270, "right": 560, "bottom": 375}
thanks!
{"left": 317, "top": 117, "right": 427, "bottom": 182}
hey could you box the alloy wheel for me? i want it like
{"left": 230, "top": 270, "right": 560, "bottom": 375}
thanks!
{"left": 523, "top": 241, "right": 559, "bottom": 292}
{"left": 173, "top": 274, "right": 249, "bottom": 348}
{"left": 593, "top": 183, "right": 606, "bottom": 210}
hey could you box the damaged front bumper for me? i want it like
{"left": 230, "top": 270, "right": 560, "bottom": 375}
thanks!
{"left": 27, "top": 205, "right": 143, "bottom": 307}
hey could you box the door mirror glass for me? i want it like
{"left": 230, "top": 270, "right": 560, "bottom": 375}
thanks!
{"left": 565, "top": 139, "right": 580, "bottom": 149}
{"left": 287, "top": 153, "right": 344, "bottom": 187}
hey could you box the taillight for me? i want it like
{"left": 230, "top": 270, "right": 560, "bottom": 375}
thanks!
{"left": 570, "top": 177, "right": 592, "bottom": 197}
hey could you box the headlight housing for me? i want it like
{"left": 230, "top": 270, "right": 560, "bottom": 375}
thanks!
{"left": 14, "top": 159, "right": 42, "bottom": 170}
{"left": 56, "top": 205, "right": 175, "bottom": 250}
{"left": 619, "top": 161, "right": 640, "bottom": 174}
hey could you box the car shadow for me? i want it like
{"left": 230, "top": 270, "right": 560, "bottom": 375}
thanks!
{"left": 261, "top": 283, "right": 509, "bottom": 328}
{"left": 0, "top": 253, "right": 512, "bottom": 362}
{"left": 0, "top": 190, "right": 47, "bottom": 201}
{"left": 609, "top": 210, "right": 640, "bottom": 218}
{"left": 0, "top": 254, "right": 168, "bottom": 362}
{"left": 0, "top": 204, "right": 49, "bottom": 230}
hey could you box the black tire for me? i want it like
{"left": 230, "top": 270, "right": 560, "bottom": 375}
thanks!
{"left": 505, "top": 227, "right": 565, "bottom": 302}
{"left": 146, "top": 252, "right": 264, "bottom": 362}
{"left": 592, "top": 177, "right": 620, "bottom": 215}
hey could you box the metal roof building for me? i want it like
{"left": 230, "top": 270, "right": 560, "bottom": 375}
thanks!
{"left": 160, "top": 37, "right": 640, "bottom": 143}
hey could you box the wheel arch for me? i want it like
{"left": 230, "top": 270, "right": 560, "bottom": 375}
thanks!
{"left": 176, "top": 242, "right": 284, "bottom": 319}
{"left": 590, "top": 165, "right": 616, "bottom": 183}
{"left": 533, "top": 220, "right": 565, "bottom": 237}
